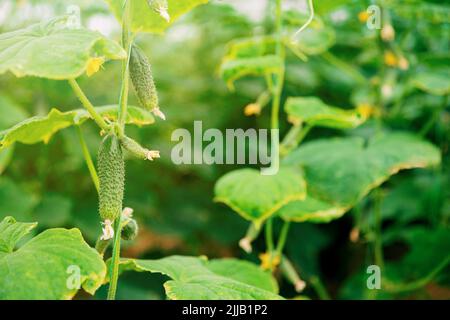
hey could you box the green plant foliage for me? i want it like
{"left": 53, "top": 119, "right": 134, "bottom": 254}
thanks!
{"left": 106, "top": 0, "right": 209, "bottom": 34}
{"left": 116, "top": 256, "right": 283, "bottom": 300}
{"left": 214, "top": 167, "right": 306, "bottom": 226}
{"left": 0, "top": 216, "right": 106, "bottom": 299}
{"left": 284, "top": 96, "right": 367, "bottom": 129}
{"left": 283, "top": 11, "right": 336, "bottom": 56}
{"left": 0, "top": 105, "right": 154, "bottom": 149}
{"left": 410, "top": 71, "right": 450, "bottom": 96}
{"left": 0, "top": 16, "right": 126, "bottom": 79}
{"left": 220, "top": 55, "right": 284, "bottom": 90}
{"left": 279, "top": 133, "right": 441, "bottom": 223}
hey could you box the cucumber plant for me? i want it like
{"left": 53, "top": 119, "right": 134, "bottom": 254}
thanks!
{"left": 0, "top": 0, "right": 448, "bottom": 300}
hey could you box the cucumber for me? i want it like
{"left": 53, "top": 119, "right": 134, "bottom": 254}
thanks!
{"left": 98, "top": 134, "right": 125, "bottom": 221}
{"left": 129, "top": 45, "right": 159, "bottom": 112}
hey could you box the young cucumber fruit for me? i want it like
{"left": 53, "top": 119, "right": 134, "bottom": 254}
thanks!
{"left": 98, "top": 134, "right": 125, "bottom": 221}
{"left": 129, "top": 45, "right": 159, "bottom": 112}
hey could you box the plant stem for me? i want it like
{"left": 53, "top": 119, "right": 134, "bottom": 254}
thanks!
{"left": 68, "top": 79, "right": 109, "bottom": 132}
{"left": 374, "top": 189, "right": 384, "bottom": 270}
{"left": 76, "top": 126, "right": 99, "bottom": 193}
{"left": 309, "top": 275, "right": 331, "bottom": 300}
{"left": 118, "top": 0, "right": 132, "bottom": 132}
{"left": 275, "top": 221, "right": 290, "bottom": 257}
{"left": 265, "top": 218, "right": 274, "bottom": 254}
{"left": 384, "top": 255, "right": 450, "bottom": 293}
{"left": 107, "top": 216, "right": 122, "bottom": 300}
{"left": 107, "top": 0, "right": 131, "bottom": 301}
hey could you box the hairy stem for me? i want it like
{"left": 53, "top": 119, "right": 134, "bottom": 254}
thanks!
{"left": 68, "top": 79, "right": 109, "bottom": 132}
{"left": 76, "top": 126, "right": 99, "bottom": 193}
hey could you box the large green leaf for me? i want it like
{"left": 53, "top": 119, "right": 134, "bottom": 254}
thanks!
{"left": 279, "top": 133, "right": 441, "bottom": 223}
{"left": 285, "top": 96, "right": 367, "bottom": 129}
{"left": 0, "top": 216, "right": 106, "bottom": 299}
{"left": 214, "top": 167, "right": 306, "bottom": 225}
{"left": 0, "top": 16, "right": 126, "bottom": 79}
{"left": 220, "top": 55, "right": 284, "bottom": 90}
{"left": 0, "top": 105, "right": 154, "bottom": 150}
{"left": 106, "top": 0, "right": 209, "bottom": 34}
{"left": 117, "top": 256, "right": 283, "bottom": 300}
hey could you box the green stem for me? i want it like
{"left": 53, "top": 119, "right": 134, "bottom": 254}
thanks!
{"left": 107, "top": 216, "right": 122, "bottom": 300}
{"left": 118, "top": 0, "right": 132, "bottom": 133}
{"left": 384, "top": 255, "right": 450, "bottom": 293}
{"left": 374, "top": 189, "right": 384, "bottom": 270}
{"left": 275, "top": 221, "right": 290, "bottom": 257}
{"left": 265, "top": 218, "right": 274, "bottom": 254}
{"left": 280, "top": 124, "right": 312, "bottom": 157}
{"left": 309, "top": 275, "right": 331, "bottom": 300}
{"left": 68, "top": 79, "right": 109, "bottom": 132}
{"left": 76, "top": 126, "right": 99, "bottom": 193}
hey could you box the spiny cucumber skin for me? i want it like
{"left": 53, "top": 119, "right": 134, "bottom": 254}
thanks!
{"left": 120, "top": 136, "right": 148, "bottom": 160}
{"left": 98, "top": 135, "right": 125, "bottom": 222}
{"left": 130, "top": 45, "right": 159, "bottom": 111}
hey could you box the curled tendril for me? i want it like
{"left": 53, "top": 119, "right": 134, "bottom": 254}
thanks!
{"left": 291, "top": 0, "right": 315, "bottom": 41}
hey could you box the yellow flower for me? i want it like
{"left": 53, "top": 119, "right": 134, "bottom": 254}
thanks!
{"left": 259, "top": 252, "right": 281, "bottom": 270}
{"left": 358, "top": 11, "right": 369, "bottom": 23}
{"left": 86, "top": 57, "right": 105, "bottom": 77}
{"left": 357, "top": 103, "right": 374, "bottom": 120}
{"left": 384, "top": 51, "right": 398, "bottom": 67}
{"left": 244, "top": 103, "right": 261, "bottom": 116}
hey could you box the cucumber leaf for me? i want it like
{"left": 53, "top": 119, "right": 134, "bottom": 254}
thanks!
{"left": 106, "top": 0, "right": 209, "bottom": 34}
{"left": 0, "top": 216, "right": 106, "bottom": 299}
{"left": 285, "top": 96, "right": 367, "bottom": 129}
{"left": 116, "top": 256, "right": 283, "bottom": 300}
{"left": 214, "top": 167, "right": 306, "bottom": 226}
{"left": 0, "top": 105, "right": 155, "bottom": 150}
{"left": 280, "top": 133, "right": 441, "bottom": 223}
{"left": 0, "top": 16, "right": 126, "bottom": 79}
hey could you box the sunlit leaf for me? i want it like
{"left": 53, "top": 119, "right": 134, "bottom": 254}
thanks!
{"left": 280, "top": 133, "right": 441, "bottom": 223}
{"left": 285, "top": 96, "right": 367, "bottom": 129}
{"left": 0, "top": 216, "right": 106, "bottom": 299}
{"left": 0, "top": 105, "right": 154, "bottom": 149}
{"left": 214, "top": 167, "right": 306, "bottom": 226}
{"left": 116, "top": 256, "right": 283, "bottom": 300}
{"left": 0, "top": 16, "right": 126, "bottom": 79}
{"left": 220, "top": 55, "right": 283, "bottom": 90}
{"left": 106, "top": 0, "right": 209, "bottom": 34}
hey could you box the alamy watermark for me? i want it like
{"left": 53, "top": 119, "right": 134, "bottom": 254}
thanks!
{"left": 171, "top": 121, "right": 280, "bottom": 175}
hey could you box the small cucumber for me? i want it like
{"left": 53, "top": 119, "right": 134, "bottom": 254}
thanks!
{"left": 98, "top": 134, "right": 125, "bottom": 221}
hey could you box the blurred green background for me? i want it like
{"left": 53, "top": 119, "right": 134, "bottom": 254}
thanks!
{"left": 0, "top": 0, "right": 449, "bottom": 299}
